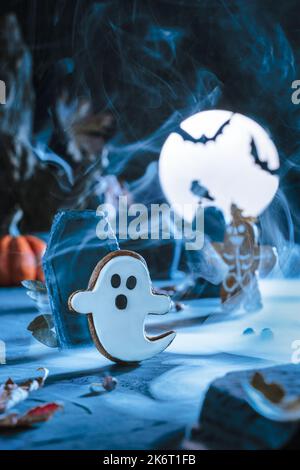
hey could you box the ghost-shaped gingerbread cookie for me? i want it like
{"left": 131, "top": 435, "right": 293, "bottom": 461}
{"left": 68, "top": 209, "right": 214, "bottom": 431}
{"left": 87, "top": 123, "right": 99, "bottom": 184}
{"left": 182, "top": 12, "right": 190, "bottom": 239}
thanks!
{"left": 68, "top": 250, "right": 176, "bottom": 363}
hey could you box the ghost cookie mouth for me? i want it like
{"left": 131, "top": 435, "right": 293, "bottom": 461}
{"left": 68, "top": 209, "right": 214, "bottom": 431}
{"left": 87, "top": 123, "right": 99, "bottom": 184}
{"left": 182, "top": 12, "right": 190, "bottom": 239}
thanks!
{"left": 68, "top": 250, "right": 176, "bottom": 364}
{"left": 115, "top": 294, "right": 127, "bottom": 310}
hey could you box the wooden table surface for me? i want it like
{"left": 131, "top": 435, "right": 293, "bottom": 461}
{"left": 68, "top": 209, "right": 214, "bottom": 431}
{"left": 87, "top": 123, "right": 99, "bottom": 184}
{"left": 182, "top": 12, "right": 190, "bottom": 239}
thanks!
{"left": 0, "top": 280, "right": 298, "bottom": 449}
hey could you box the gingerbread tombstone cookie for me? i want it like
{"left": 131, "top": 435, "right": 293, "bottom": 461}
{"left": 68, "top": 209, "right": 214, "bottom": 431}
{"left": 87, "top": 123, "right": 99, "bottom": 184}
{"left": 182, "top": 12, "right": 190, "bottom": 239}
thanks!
{"left": 68, "top": 250, "right": 176, "bottom": 363}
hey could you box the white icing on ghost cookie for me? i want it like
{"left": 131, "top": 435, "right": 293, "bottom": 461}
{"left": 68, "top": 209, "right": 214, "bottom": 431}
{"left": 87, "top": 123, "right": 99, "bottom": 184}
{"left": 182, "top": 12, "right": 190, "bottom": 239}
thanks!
{"left": 69, "top": 250, "right": 176, "bottom": 363}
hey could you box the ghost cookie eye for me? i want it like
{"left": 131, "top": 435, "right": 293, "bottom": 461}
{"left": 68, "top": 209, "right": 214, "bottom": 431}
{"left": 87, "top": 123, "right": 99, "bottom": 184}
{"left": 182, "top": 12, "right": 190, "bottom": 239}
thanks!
{"left": 126, "top": 275, "right": 137, "bottom": 290}
{"left": 111, "top": 274, "right": 121, "bottom": 288}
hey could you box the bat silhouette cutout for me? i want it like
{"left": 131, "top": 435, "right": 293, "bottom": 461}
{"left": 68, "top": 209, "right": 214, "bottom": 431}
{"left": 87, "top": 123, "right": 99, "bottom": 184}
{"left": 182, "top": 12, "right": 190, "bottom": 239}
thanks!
{"left": 191, "top": 180, "right": 214, "bottom": 201}
{"left": 250, "top": 138, "right": 278, "bottom": 176}
{"left": 175, "top": 118, "right": 231, "bottom": 144}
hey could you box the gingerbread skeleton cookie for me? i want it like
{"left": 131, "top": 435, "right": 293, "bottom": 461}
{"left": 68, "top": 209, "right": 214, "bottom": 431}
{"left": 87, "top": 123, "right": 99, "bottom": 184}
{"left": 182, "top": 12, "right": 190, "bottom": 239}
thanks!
{"left": 68, "top": 250, "right": 176, "bottom": 363}
{"left": 213, "top": 205, "right": 277, "bottom": 312}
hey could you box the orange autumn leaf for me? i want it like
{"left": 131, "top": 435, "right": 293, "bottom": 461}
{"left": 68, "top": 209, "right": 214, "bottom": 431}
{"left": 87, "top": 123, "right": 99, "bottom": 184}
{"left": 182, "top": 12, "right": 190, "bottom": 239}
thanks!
{"left": 0, "top": 403, "right": 62, "bottom": 429}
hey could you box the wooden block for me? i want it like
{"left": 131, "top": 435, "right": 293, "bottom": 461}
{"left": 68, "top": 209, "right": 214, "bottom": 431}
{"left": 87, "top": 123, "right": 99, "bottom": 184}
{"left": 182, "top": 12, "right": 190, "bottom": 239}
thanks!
{"left": 193, "top": 364, "right": 300, "bottom": 449}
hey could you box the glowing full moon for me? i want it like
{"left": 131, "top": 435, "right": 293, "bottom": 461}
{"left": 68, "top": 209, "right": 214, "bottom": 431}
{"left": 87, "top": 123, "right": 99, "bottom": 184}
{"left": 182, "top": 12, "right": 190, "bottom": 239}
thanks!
{"left": 159, "top": 110, "right": 280, "bottom": 222}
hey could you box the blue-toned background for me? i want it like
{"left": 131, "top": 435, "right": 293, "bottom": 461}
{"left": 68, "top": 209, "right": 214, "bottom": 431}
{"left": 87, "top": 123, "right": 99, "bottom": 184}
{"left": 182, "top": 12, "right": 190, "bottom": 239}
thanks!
{"left": 0, "top": 0, "right": 299, "bottom": 240}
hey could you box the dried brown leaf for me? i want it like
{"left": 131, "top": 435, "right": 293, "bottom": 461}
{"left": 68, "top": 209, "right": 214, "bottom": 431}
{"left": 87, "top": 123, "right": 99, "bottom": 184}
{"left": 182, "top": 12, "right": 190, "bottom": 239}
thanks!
{"left": 244, "top": 372, "right": 300, "bottom": 421}
{"left": 0, "top": 368, "right": 49, "bottom": 413}
{"left": 21, "top": 280, "right": 47, "bottom": 293}
{"left": 0, "top": 402, "right": 62, "bottom": 429}
{"left": 251, "top": 372, "right": 285, "bottom": 404}
{"left": 28, "top": 314, "right": 54, "bottom": 332}
{"left": 31, "top": 329, "right": 58, "bottom": 348}
{"left": 27, "top": 315, "right": 58, "bottom": 348}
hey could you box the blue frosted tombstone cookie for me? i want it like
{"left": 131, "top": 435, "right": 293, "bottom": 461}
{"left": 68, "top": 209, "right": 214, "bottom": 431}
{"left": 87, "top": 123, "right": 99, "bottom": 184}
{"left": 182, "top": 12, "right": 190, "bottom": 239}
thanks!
{"left": 43, "top": 210, "right": 119, "bottom": 347}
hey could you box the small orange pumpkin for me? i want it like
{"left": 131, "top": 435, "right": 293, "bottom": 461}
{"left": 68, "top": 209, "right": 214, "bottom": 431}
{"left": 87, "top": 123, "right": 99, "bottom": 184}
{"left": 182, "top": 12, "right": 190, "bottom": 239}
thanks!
{"left": 0, "top": 235, "right": 46, "bottom": 286}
